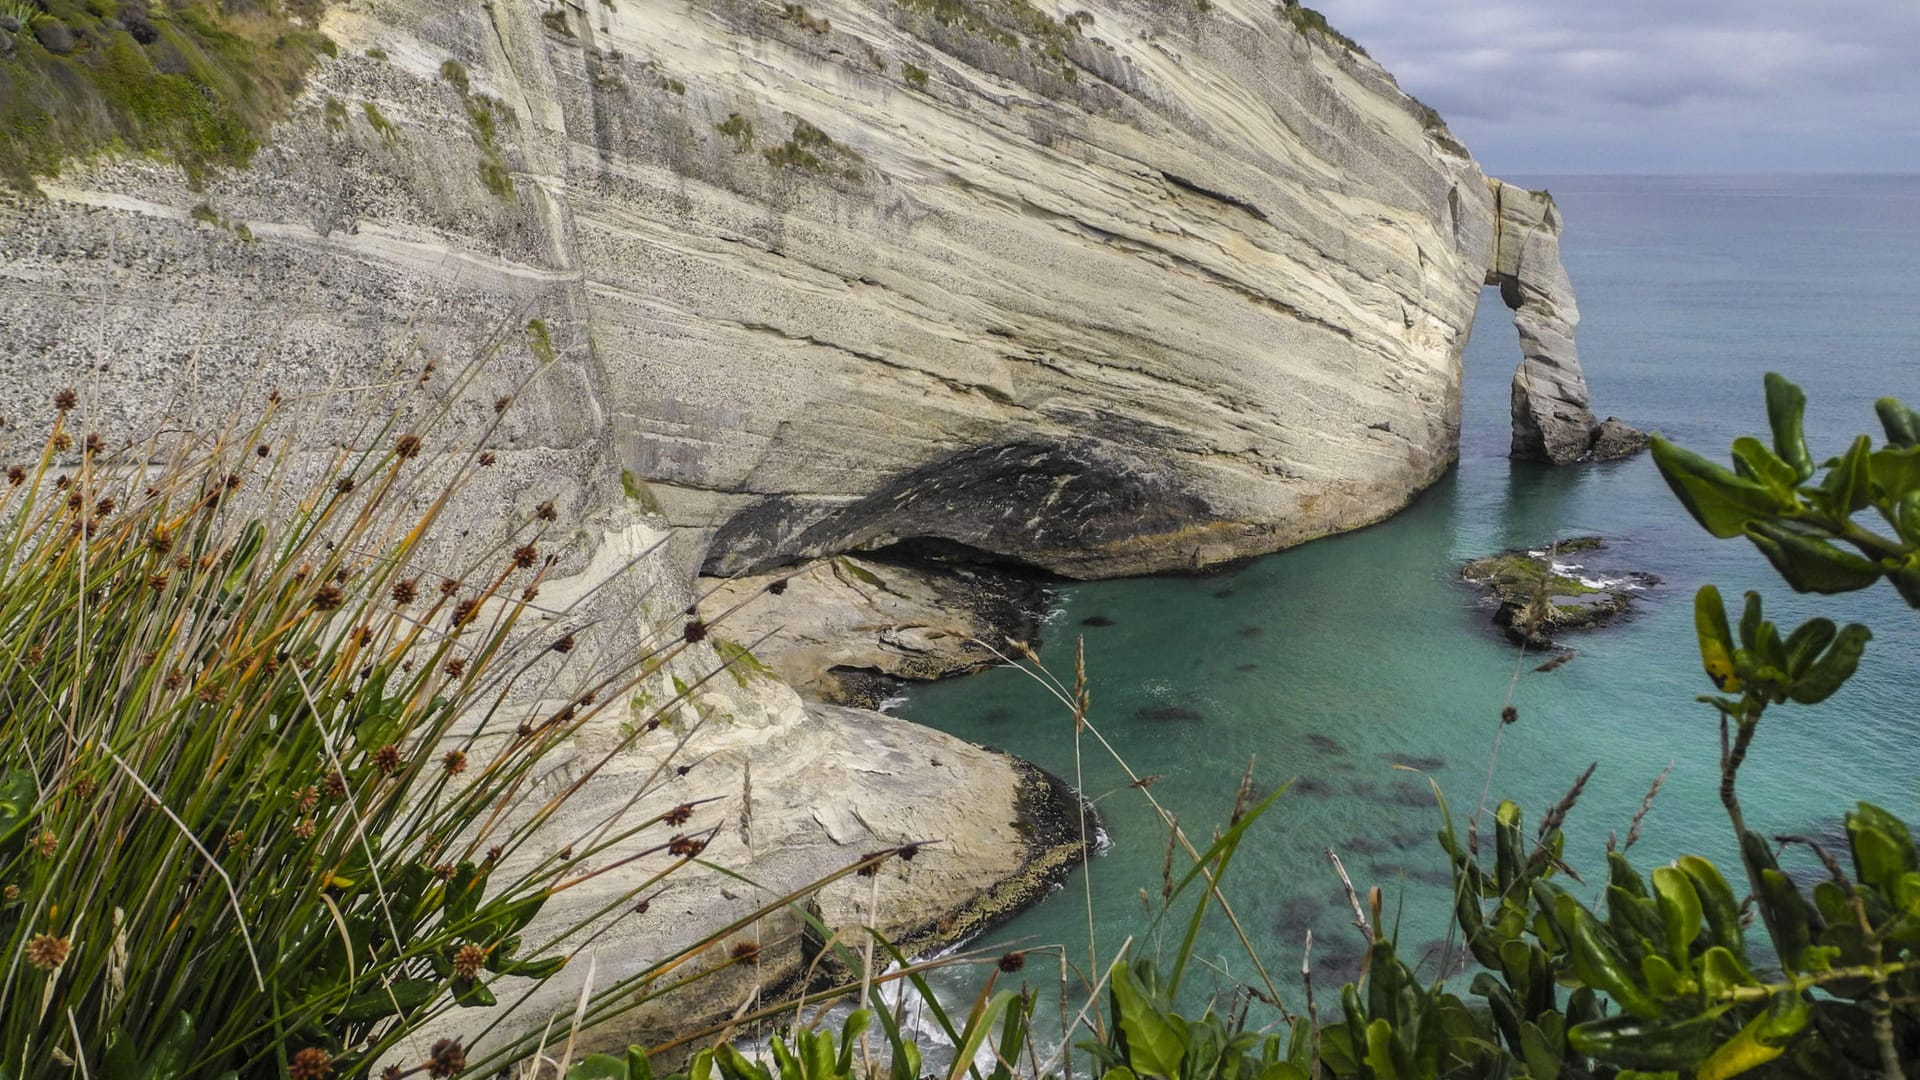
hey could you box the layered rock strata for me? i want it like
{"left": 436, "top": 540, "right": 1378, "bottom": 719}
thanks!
{"left": 3, "top": 0, "right": 1620, "bottom": 583}
{"left": 0, "top": 0, "right": 1629, "bottom": 1054}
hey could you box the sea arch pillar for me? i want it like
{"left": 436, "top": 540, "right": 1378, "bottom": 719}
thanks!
{"left": 1485, "top": 178, "right": 1604, "bottom": 463}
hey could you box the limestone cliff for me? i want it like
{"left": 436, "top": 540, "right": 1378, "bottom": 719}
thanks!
{"left": 0, "top": 0, "right": 1624, "bottom": 1052}
{"left": 1, "top": 0, "right": 1614, "bottom": 586}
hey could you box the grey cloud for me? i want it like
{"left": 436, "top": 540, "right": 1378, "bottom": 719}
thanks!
{"left": 1306, "top": 0, "right": 1920, "bottom": 171}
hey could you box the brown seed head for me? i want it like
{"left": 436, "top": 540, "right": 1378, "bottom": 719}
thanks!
{"left": 293, "top": 816, "right": 317, "bottom": 840}
{"left": 427, "top": 1038, "right": 468, "bottom": 1078}
{"left": 663, "top": 803, "right": 694, "bottom": 827}
{"left": 256, "top": 443, "right": 271, "bottom": 458}
{"left": 493, "top": 395, "right": 513, "bottom": 414}
{"left": 512, "top": 543, "right": 538, "bottom": 569}
{"left": 435, "top": 862, "right": 456, "bottom": 880}
{"left": 289, "top": 1047, "right": 334, "bottom": 1080}
{"left": 32, "top": 830, "right": 56, "bottom": 858}
{"left": 768, "top": 578, "right": 789, "bottom": 596}
{"left": 439, "top": 577, "right": 460, "bottom": 597}
{"left": 452, "top": 942, "right": 487, "bottom": 980}
{"left": 373, "top": 745, "right": 402, "bottom": 775}
{"left": 83, "top": 432, "right": 104, "bottom": 456}
{"left": 682, "top": 618, "right": 708, "bottom": 644}
{"left": 394, "top": 433, "right": 423, "bottom": 459}
{"left": 2, "top": 885, "right": 17, "bottom": 901}
{"left": 50, "top": 433, "right": 71, "bottom": 453}
{"left": 898, "top": 841, "right": 922, "bottom": 861}
{"left": 550, "top": 633, "right": 575, "bottom": 654}
{"left": 667, "top": 835, "right": 707, "bottom": 857}
{"left": 295, "top": 785, "right": 318, "bottom": 812}
{"left": 25, "top": 933, "right": 69, "bottom": 971}
{"left": 53, "top": 388, "right": 77, "bottom": 412}
{"left": 313, "top": 584, "right": 345, "bottom": 612}
{"left": 5, "top": 466, "right": 22, "bottom": 486}
{"left": 1501, "top": 705, "right": 1519, "bottom": 725}
{"left": 478, "top": 450, "right": 497, "bottom": 467}
{"left": 443, "top": 656, "right": 467, "bottom": 678}
{"left": 324, "top": 770, "right": 348, "bottom": 798}
{"left": 520, "top": 584, "right": 540, "bottom": 602}
{"left": 997, "top": 951, "right": 1026, "bottom": 973}
{"left": 391, "top": 578, "right": 418, "bottom": 606}
{"left": 730, "top": 940, "right": 761, "bottom": 962}
{"left": 53, "top": 474, "right": 70, "bottom": 490}
{"left": 94, "top": 496, "right": 115, "bottom": 517}
{"left": 485, "top": 845, "right": 502, "bottom": 862}
{"left": 451, "top": 598, "right": 478, "bottom": 627}
{"left": 535, "top": 500, "right": 557, "bottom": 522}
{"left": 441, "top": 749, "right": 468, "bottom": 775}
{"left": 335, "top": 476, "right": 355, "bottom": 495}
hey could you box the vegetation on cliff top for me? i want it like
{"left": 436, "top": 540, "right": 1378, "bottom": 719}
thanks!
{"left": 0, "top": 0, "right": 331, "bottom": 190}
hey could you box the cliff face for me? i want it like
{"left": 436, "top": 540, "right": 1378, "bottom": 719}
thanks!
{"left": 1, "top": 0, "right": 1600, "bottom": 584}
{"left": 0, "top": 0, "right": 1611, "bottom": 1049}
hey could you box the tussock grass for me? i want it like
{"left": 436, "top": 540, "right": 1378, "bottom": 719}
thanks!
{"left": 0, "top": 361, "right": 782, "bottom": 1076}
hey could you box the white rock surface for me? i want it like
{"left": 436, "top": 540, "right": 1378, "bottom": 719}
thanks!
{"left": 0, "top": 0, "right": 1602, "bottom": 580}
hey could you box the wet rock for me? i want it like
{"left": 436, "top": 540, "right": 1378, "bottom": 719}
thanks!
{"left": 1236, "top": 625, "right": 1264, "bottom": 638}
{"left": 1211, "top": 588, "right": 1235, "bottom": 599}
{"left": 1233, "top": 662, "right": 1258, "bottom": 673}
{"left": 1462, "top": 537, "right": 1659, "bottom": 649}
{"left": 1342, "top": 835, "right": 1386, "bottom": 855}
{"left": 1080, "top": 614, "right": 1115, "bottom": 627}
{"left": 0, "top": 13, "right": 21, "bottom": 31}
{"left": 1587, "top": 416, "right": 1650, "bottom": 461}
{"left": 0, "top": 28, "right": 13, "bottom": 53}
{"left": 1380, "top": 753, "right": 1444, "bottom": 771}
{"left": 1294, "top": 777, "right": 1334, "bottom": 797}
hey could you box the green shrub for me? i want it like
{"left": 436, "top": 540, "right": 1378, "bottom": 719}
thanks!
{"left": 0, "top": 0, "right": 334, "bottom": 190}
{"left": 717, "top": 112, "right": 755, "bottom": 150}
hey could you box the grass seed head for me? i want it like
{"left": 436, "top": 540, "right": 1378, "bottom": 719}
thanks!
{"left": 289, "top": 1047, "right": 334, "bottom": 1079}
{"left": 25, "top": 934, "right": 69, "bottom": 971}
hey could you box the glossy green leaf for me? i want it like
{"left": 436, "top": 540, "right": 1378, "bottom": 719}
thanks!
{"left": 1569, "top": 1009, "right": 1724, "bottom": 1070}
{"left": 1876, "top": 396, "right": 1920, "bottom": 448}
{"left": 1787, "top": 623, "right": 1871, "bottom": 704}
{"left": 1694, "top": 586, "right": 1741, "bottom": 691}
{"left": 1651, "top": 436, "right": 1792, "bottom": 538}
{"left": 1766, "top": 373, "right": 1815, "bottom": 480}
{"left": 1743, "top": 520, "right": 1881, "bottom": 594}
{"left": 1730, "top": 436, "right": 1799, "bottom": 493}
{"left": 1651, "top": 867, "right": 1703, "bottom": 972}
{"left": 1698, "top": 991, "right": 1809, "bottom": 1080}
{"left": 1811, "top": 434, "right": 1874, "bottom": 517}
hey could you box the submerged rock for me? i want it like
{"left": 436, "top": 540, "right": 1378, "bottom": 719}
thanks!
{"left": 1462, "top": 537, "right": 1659, "bottom": 648}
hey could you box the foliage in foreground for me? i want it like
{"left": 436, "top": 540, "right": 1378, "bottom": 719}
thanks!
{"left": 0, "top": 369, "right": 853, "bottom": 1078}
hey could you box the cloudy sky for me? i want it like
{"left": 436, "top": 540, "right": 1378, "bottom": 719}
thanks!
{"left": 1306, "top": 0, "right": 1920, "bottom": 174}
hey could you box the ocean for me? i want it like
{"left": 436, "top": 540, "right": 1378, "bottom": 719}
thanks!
{"left": 892, "top": 173, "right": 1920, "bottom": 1009}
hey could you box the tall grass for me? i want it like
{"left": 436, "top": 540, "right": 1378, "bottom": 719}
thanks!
{"left": 0, "top": 364, "right": 776, "bottom": 1077}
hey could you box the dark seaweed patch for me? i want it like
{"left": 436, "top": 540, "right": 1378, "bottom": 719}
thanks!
{"left": 1305, "top": 733, "right": 1346, "bottom": 755}
{"left": 1133, "top": 704, "right": 1203, "bottom": 723}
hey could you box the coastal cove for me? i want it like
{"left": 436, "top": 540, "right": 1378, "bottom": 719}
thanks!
{"left": 894, "top": 173, "right": 1920, "bottom": 1007}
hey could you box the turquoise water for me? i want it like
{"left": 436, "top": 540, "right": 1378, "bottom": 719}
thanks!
{"left": 894, "top": 174, "right": 1920, "bottom": 1006}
